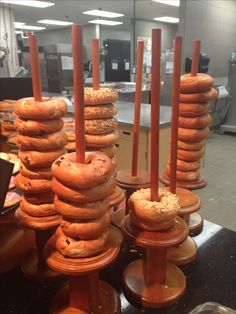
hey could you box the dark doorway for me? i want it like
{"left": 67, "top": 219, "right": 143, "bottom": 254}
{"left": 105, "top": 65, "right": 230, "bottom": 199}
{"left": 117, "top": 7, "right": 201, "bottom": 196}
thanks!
{"left": 104, "top": 39, "right": 130, "bottom": 82}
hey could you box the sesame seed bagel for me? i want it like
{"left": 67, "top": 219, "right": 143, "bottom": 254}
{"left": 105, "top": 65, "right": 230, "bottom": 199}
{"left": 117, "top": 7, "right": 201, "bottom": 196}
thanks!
{"left": 84, "top": 87, "right": 118, "bottom": 105}
{"left": 85, "top": 118, "right": 118, "bottom": 135}
{"left": 84, "top": 104, "right": 117, "bottom": 119}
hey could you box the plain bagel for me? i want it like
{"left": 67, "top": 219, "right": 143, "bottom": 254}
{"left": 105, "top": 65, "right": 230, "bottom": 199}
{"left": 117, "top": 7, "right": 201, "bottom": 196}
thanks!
{"left": 21, "top": 196, "right": 56, "bottom": 217}
{"left": 52, "top": 151, "right": 116, "bottom": 189}
{"left": 178, "top": 127, "right": 209, "bottom": 142}
{"left": 166, "top": 167, "right": 200, "bottom": 182}
{"left": 14, "top": 97, "right": 67, "bottom": 120}
{"left": 177, "top": 148, "right": 205, "bottom": 162}
{"left": 179, "top": 114, "right": 212, "bottom": 129}
{"left": 179, "top": 102, "right": 210, "bottom": 117}
{"left": 85, "top": 131, "right": 119, "bottom": 147}
{"left": 180, "top": 88, "right": 218, "bottom": 103}
{"left": 180, "top": 73, "right": 214, "bottom": 93}
{"left": 177, "top": 140, "right": 205, "bottom": 151}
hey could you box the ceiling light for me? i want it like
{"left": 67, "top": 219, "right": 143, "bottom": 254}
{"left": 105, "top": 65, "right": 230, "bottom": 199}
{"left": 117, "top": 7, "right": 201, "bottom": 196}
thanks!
{"left": 15, "top": 30, "right": 23, "bottom": 34}
{"left": 38, "top": 19, "right": 73, "bottom": 26}
{"left": 88, "top": 19, "right": 123, "bottom": 26}
{"left": 0, "top": 0, "right": 54, "bottom": 8}
{"left": 83, "top": 9, "right": 124, "bottom": 18}
{"left": 14, "top": 22, "right": 26, "bottom": 27}
{"left": 154, "top": 16, "right": 179, "bottom": 23}
{"left": 15, "top": 25, "right": 46, "bottom": 30}
{"left": 152, "top": 0, "right": 180, "bottom": 7}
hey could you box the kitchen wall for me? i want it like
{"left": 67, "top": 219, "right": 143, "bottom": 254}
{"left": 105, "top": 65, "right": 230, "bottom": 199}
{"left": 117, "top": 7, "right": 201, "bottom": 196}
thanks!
{"left": 178, "top": 0, "right": 236, "bottom": 77}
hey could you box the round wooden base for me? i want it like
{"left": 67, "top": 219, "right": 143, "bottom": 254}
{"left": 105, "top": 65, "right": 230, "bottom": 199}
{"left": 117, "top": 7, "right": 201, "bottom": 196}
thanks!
{"left": 160, "top": 171, "right": 207, "bottom": 190}
{"left": 21, "top": 248, "right": 61, "bottom": 282}
{"left": 116, "top": 169, "right": 150, "bottom": 189}
{"left": 50, "top": 281, "right": 121, "bottom": 314}
{"left": 15, "top": 207, "right": 61, "bottom": 230}
{"left": 174, "top": 187, "right": 201, "bottom": 216}
{"left": 123, "top": 259, "right": 186, "bottom": 308}
{"left": 189, "top": 212, "right": 204, "bottom": 237}
{"left": 167, "top": 236, "right": 197, "bottom": 265}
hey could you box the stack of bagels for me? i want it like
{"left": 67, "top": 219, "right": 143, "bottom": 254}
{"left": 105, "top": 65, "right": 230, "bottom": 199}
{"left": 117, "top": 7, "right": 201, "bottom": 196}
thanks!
{"left": 84, "top": 87, "right": 119, "bottom": 158}
{"left": 51, "top": 151, "right": 116, "bottom": 257}
{"left": 14, "top": 97, "right": 67, "bottom": 222}
{"left": 166, "top": 73, "right": 218, "bottom": 184}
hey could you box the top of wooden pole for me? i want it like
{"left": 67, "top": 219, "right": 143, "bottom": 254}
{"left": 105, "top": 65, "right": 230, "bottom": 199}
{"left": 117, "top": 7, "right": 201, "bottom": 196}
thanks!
{"left": 131, "top": 40, "right": 144, "bottom": 177}
{"left": 191, "top": 40, "right": 201, "bottom": 76}
{"left": 169, "top": 36, "right": 182, "bottom": 194}
{"left": 72, "top": 24, "right": 85, "bottom": 163}
{"left": 150, "top": 29, "right": 161, "bottom": 202}
{"left": 92, "top": 39, "right": 100, "bottom": 90}
{"left": 28, "top": 34, "right": 42, "bottom": 102}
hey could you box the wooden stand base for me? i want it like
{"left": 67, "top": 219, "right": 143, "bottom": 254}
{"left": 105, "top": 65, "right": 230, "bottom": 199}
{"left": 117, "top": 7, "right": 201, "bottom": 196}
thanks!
{"left": 45, "top": 227, "right": 121, "bottom": 314}
{"left": 167, "top": 237, "right": 197, "bottom": 266}
{"left": 21, "top": 248, "right": 60, "bottom": 282}
{"left": 50, "top": 280, "right": 120, "bottom": 314}
{"left": 121, "top": 216, "right": 188, "bottom": 308}
{"left": 160, "top": 171, "right": 207, "bottom": 190}
{"left": 189, "top": 212, "right": 204, "bottom": 237}
{"left": 123, "top": 259, "right": 186, "bottom": 308}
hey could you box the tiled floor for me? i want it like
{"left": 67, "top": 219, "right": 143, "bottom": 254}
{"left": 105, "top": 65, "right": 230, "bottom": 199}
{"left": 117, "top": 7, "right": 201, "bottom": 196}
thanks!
{"left": 196, "top": 131, "right": 236, "bottom": 231}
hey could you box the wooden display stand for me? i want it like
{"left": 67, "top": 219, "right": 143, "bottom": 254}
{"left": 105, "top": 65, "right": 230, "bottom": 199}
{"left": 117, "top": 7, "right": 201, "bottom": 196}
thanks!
{"left": 15, "top": 207, "right": 61, "bottom": 281}
{"left": 44, "top": 226, "right": 121, "bottom": 314}
{"left": 160, "top": 172, "right": 205, "bottom": 236}
{"left": 121, "top": 215, "right": 189, "bottom": 308}
{"left": 167, "top": 187, "right": 200, "bottom": 265}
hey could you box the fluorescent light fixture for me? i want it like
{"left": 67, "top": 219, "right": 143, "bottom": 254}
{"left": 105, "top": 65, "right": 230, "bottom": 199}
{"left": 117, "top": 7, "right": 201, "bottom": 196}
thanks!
{"left": 88, "top": 19, "right": 123, "bottom": 26}
{"left": 154, "top": 16, "right": 179, "bottom": 23}
{"left": 15, "top": 25, "right": 46, "bottom": 30}
{"left": 14, "top": 22, "right": 26, "bottom": 27}
{"left": 0, "top": 0, "right": 54, "bottom": 8}
{"left": 152, "top": 0, "right": 180, "bottom": 6}
{"left": 38, "top": 19, "right": 73, "bottom": 26}
{"left": 15, "top": 30, "right": 23, "bottom": 34}
{"left": 83, "top": 9, "right": 124, "bottom": 18}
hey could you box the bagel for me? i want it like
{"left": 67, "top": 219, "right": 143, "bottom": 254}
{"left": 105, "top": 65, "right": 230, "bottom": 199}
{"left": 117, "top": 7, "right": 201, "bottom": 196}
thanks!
{"left": 166, "top": 167, "right": 200, "bottom": 182}
{"left": 54, "top": 196, "right": 109, "bottom": 220}
{"left": 129, "top": 188, "right": 179, "bottom": 230}
{"left": 175, "top": 159, "right": 200, "bottom": 172}
{"left": 61, "top": 212, "right": 110, "bottom": 239}
{"left": 177, "top": 148, "right": 205, "bottom": 162}
{"left": 1, "top": 119, "right": 15, "bottom": 131}
{"left": 85, "top": 118, "right": 118, "bottom": 135}
{"left": 84, "top": 104, "right": 117, "bottom": 119}
{"left": 64, "top": 128, "right": 75, "bottom": 142}
{"left": 109, "top": 186, "right": 125, "bottom": 208}
{"left": 54, "top": 226, "right": 109, "bottom": 258}
{"left": 86, "top": 145, "right": 116, "bottom": 159}
{"left": 180, "top": 73, "right": 214, "bottom": 93}
{"left": 52, "top": 152, "right": 116, "bottom": 189}
{"left": 0, "top": 100, "right": 15, "bottom": 112}
{"left": 21, "top": 196, "right": 56, "bottom": 217}
{"left": 20, "top": 164, "right": 52, "bottom": 180}
{"left": 178, "top": 127, "right": 209, "bottom": 142}
{"left": 14, "top": 97, "right": 67, "bottom": 120}
{"left": 24, "top": 191, "right": 55, "bottom": 204}
{"left": 130, "top": 210, "right": 175, "bottom": 231}
{"left": 17, "top": 131, "right": 67, "bottom": 151}
{"left": 51, "top": 175, "right": 116, "bottom": 203}
{"left": 15, "top": 173, "right": 51, "bottom": 194}
{"left": 177, "top": 140, "right": 205, "bottom": 151}
{"left": 179, "top": 114, "right": 212, "bottom": 129}
{"left": 19, "top": 148, "right": 65, "bottom": 168}
{"left": 180, "top": 88, "right": 218, "bottom": 103}
{"left": 84, "top": 87, "right": 118, "bottom": 105}
{"left": 85, "top": 131, "right": 119, "bottom": 147}
{"left": 14, "top": 118, "right": 64, "bottom": 135}
{"left": 65, "top": 141, "right": 75, "bottom": 152}
{"left": 179, "top": 102, "right": 210, "bottom": 117}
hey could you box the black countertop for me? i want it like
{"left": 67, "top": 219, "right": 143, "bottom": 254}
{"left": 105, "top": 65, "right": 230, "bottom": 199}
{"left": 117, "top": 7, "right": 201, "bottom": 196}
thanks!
{"left": 0, "top": 220, "right": 236, "bottom": 314}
